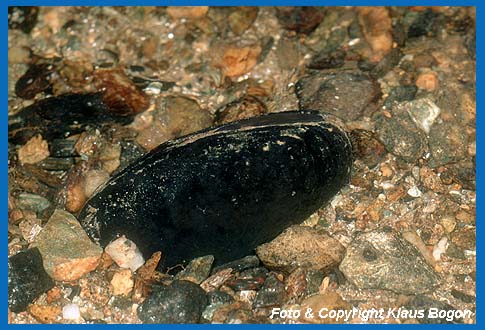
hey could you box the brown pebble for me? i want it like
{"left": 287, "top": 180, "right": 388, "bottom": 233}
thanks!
{"left": 45, "top": 287, "right": 62, "bottom": 304}
{"left": 416, "top": 71, "right": 439, "bottom": 91}
{"left": 111, "top": 269, "right": 134, "bottom": 296}
{"left": 82, "top": 169, "right": 110, "bottom": 198}
{"left": 166, "top": 6, "right": 208, "bottom": 19}
{"left": 358, "top": 7, "right": 393, "bottom": 62}
{"left": 137, "top": 251, "right": 162, "bottom": 280}
{"left": 93, "top": 68, "right": 150, "bottom": 116}
{"left": 18, "top": 135, "right": 50, "bottom": 165}
{"left": 217, "top": 44, "right": 262, "bottom": 78}
{"left": 28, "top": 304, "right": 61, "bottom": 324}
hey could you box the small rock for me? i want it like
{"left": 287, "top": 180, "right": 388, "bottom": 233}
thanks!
{"left": 374, "top": 106, "right": 427, "bottom": 163}
{"left": 416, "top": 71, "right": 439, "bottom": 91}
{"left": 160, "top": 95, "right": 212, "bottom": 139}
{"left": 441, "top": 216, "right": 457, "bottom": 233}
{"left": 217, "top": 44, "right": 262, "bottom": 78}
{"left": 432, "top": 236, "right": 448, "bottom": 261}
{"left": 228, "top": 7, "right": 258, "bottom": 35}
{"left": 62, "top": 303, "right": 80, "bottom": 320}
{"left": 407, "top": 9, "right": 438, "bottom": 38}
{"left": 253, "top": 273, "right": 286, "bottom": 308}
{"left": 82, "top": 169, "right": 110, "bottom": 198}
{"left": 215, "top": 95, "right": 267, "bottom": 125}
{"left": 175, "top": 255, "right": 214, "bottom": 284}
{"left": 339, "top": 229, "right": 440, "bottom": 294}
{"left": 137, "top": 251, "right": 162, "bottom": 280}
{"left": 28, "top": 304, "right": 61, "bottom": 323}
{"left": 111, "top": 269, "right": 134, "bottom": 296}
{"left": 403, "top": 97, "right": 440, "bottom": 134}
{"left": 350, "top": 129, "right": 388, "bottom": 168}
{"left": 275, "top": 36, "right": 300, "bottom": 70}
{"left": 137, "top": 280, "right": 208, "bottom": 323}
{"left": 166, "top": 6, "right": 208, "bottom": 19}
{"left": 299, "top": 291, "right": 351, "bottom": 324}
{"left": 296, "top": 71, "right": 381, "bottom": 121}
{"left": 308, "top": 48, "right": 346, "bottom": 70}
{"left": 16, "top": 192, "right": 50, "bottom": 214}
{"left": 18, "top": 135, "right": 50, "bottom": 165}
{"left": 8, "top": 248, "right": 55, "bottom": 313}
{"left": 414, "top": 53, "right": 438, "bottom": 68}
{"left": 256, "top": 225, "right": 345, "bottom": 274}
{"left": 357, "top": 7, "right": 393, "bottom": 62}
{"left": 275, "top": 7, "right": 325, "bottom": 34}
{"left": 93, "top": 68, "right": 150, "bottom": 116}
{"left": 104, "top": 236, "right": 145, "bottom": 272}
{"left": 428, "top": 121, "right": 468, "bottom": 168}
{"left": 407, "top": 186, "right": 423, "bottom": 198}
{"left": 32, "top": 209, "right": 103, "bottom": 282}
{"left": 450, "top": 226, "right": 475, "bottom": 251}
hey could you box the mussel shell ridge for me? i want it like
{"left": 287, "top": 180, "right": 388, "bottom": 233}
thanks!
{"left": 78, "top": 111, "right": 353, "bottom": 269}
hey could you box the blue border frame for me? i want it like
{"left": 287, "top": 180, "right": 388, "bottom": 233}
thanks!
{"left": 4, "top": 1, "right": 480, "bottom": 328}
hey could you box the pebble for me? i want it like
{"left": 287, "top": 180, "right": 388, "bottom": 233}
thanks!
{"left": 8, "top": 248, "right": 55, "bottom": 313}
{"left": 256, "top": 225, "right": 345, "bottom": 274}
{"left": 407, "top": 9, "right": 438, "bottom": 38}
{"left": 296, "top": 71, "right": 381, "bottom": 121}
{"left": 93, "top": 68, "right": 150, "bottom": 116}
{"left": 416, "top": 71, "right": 439, "bottom": 91}
{"left": 62, "top": 303, "right": 81, "bottom": 320}
{"left": 357, "top": 7, "right": 393, "bottom": 62}
{"left": 274, "top": 36, "right": 300, "bottom": 70}
{"left": 339, "top": 229, "right": 440, "bottom": 294}
{"left": 82, "top": 169, "right": 110, "bottom": 198}
{"left": 110, "top": 269, "right": 134, "bottom": 296}
{"left": 428, "top": 121, "right": 468, "bottom": 168}
{"left": 403, "top": 97, "right": 441, "bottom": 134}
{"left": 432, "top": 236, "right": 448, "bottom": 261}
{"left": 104, "top": 236, "right": 145, "bottom": 272}
{"left": 137, "top": 280, "right": 208, "bottom": 323}
{"left": 28, "top": 304, "right": 61, "bottom": 323}
{"left": 32, "top": 209, "right": 103, "bottom": 282}
{"left": 275, "top": 7, "right": 325, "bottom": 34}
{"left": 175, "top": 255, "right": 214, "bottom": 284}
{"left": 374, "top": 104, "right": 427, "bottom": 163}
{"left": 450, "top": 226, "right": 476, "bottom": 251}
{"left": 407, "top": 186, "right": 423, "bottom": 198}
{"left": 17, "top": 134, "right": 50, "bottom": 165}
{"left": 215, "top": 95, "right": 267, "bottom": 125}
{"left": 166, "top": 6, "right": 208, "bottom": 19}
{"left": 16, "top": 192, "right": 50, "bottom": 215}
{"left": 228, "top": 7, "right": 258, "bottom": 35}
{"left": 218, "top": 44, "right": 262, "bottom": 78}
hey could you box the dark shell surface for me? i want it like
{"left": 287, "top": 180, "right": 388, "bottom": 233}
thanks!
{"left": 78, "top": 111, "right": 353, "bottom": 270}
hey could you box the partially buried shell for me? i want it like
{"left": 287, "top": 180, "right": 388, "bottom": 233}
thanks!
{"left": 78, "top": 111, "right": 353, "bottom": 270}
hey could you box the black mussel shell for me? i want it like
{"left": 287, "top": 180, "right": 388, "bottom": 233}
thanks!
{"left": 78, "top": 111, "right": 353, "bottom": 269}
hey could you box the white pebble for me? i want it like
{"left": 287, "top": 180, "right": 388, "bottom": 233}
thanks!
{"left": 62, "top": 303, "right": 80, "bottom": 320}
{"left": 105, "top": 236, "right": 145, "bottom": 271}
{"left": 433, "top": 236, "right": 448, "bottom": 261}
{"left": 407, "top": 186, "right": 422, "bottom": 198}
